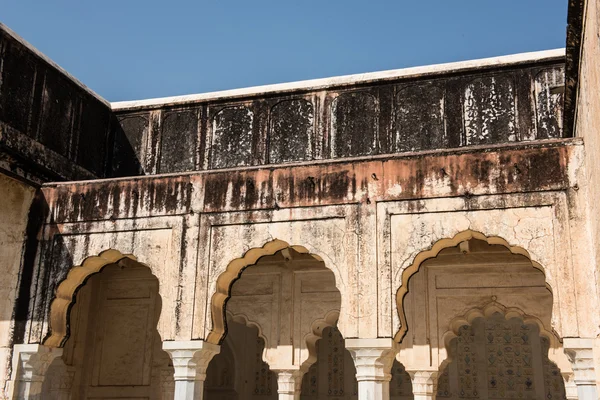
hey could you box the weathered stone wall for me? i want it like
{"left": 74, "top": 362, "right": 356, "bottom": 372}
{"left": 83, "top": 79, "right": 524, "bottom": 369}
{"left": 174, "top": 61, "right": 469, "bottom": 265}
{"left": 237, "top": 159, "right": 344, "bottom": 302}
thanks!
{"left": 570, "top": 0, "right": 600, "bottom": 387}
{"left": 29, "top": 139, "right": 595, "bottom": 352}
{"left": 0, "top": 24, "right": 115, "bottom": 181}
{"left": 112, "top": 54, "right": 566, "bottom": 176}
{"left": 0, "top": 175, "right": 36, "bottom": 395}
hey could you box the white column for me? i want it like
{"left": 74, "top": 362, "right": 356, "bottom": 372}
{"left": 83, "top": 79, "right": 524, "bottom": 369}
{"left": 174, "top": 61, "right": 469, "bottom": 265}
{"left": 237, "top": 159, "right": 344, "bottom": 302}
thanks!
{"left": 347, "top": 338, "right": 398, "bottom": 400}
{"left": 162, "top": 340, "right": 220, "bottom": 400}
{"left": 564, "top": 338, "right": 598, "bottom": 400}
{"left": 407, "top": 370, "right": 438, "bottom": 400}
{"left": 274, "top": 370, "right": 303, "bottom": 400}
{"left": 562, "top": 372, "right": 579, "bottom": 400}
{"left": 10, "top": 344, "right": 63, "bottom": 400}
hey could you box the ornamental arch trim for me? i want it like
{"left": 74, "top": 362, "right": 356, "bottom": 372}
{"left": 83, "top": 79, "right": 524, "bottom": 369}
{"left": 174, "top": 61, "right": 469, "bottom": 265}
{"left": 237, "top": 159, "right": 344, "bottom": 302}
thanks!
{"left": 435, "top": 301, "right": 572, "bottom": 393}
{"left": 206, "top": 239, "right": 337, "bottom": 345}
{"left": 441, "top": 301, "right": 561, "bottom": 352}
{"left": 394, "top": 229, "right": 552, "bottom": 343}
{"left": 44, "top": 249, "right": 142, "bottom": 348}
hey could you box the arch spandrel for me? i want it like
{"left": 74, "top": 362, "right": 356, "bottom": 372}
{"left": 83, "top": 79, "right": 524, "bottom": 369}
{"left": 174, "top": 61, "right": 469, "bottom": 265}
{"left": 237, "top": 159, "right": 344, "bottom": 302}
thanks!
{"left": 394, "top": 229, "right": 561, "bottom": 343}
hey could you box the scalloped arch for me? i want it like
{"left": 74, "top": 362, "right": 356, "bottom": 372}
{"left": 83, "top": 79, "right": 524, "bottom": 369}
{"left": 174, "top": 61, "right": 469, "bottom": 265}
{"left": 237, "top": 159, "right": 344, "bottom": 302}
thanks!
{"left": 43, "top": 249, "right": 138, "bottom": 348}
{"left": 441, "top": 301, "right": 560, "bottom": 351}
{"left": 300, "top": 310, "right": 340, "bottom": 372}
{"left": 226, "top": 311, "right": 269, "bottom": 345}
{"left": 206, "top": 239, "right": 325, "bottom": 344}
{"left": 394, "top": 229, "right": 551, "bottom": 342}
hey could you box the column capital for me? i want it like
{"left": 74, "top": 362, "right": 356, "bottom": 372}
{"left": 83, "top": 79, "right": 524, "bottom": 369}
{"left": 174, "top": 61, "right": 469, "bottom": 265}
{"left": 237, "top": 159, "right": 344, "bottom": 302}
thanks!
{"left": 563, "top": 338, "right": 596, "bottom": 385}
{"left": 561, "top": 372, "right": 578, "bottom": 400}
{"left": 10, "top": 344, "right": 63, "bottom": 399}
{"left": 12, "top": 344, "right": 63, "bottom": 383}
{"left": 407, "top": 370, "right": 438, "bottom": 399}
{"left": 346, "top": 338, "right": 398, "bottom": 382}
{"left": 274, "top": 369, "right": 303, "bottom": 399}
{"left": 162, "top": 340, "right": 220, "bottom": 381}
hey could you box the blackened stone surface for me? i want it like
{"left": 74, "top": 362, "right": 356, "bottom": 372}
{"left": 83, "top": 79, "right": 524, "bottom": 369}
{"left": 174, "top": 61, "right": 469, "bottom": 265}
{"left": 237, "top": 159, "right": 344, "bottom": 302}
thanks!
{"left": 396, "top": 84, "right": 446, "bottom": 151}
{"left": 0, "top": 38, "right": 36, "bottom": 136}
{"left": 535, "top": 68, "right": 565, "bottom": 139}
{"left": 211, "top": 106, "right": 253, "bottom": 168}
{"left": 0, "top": 26, "right": 115, "bottom": 181}
{"left": 463, "top": 76, "right": 517, "bottom": 145}
{"left": 38, "top": 69, "right": 76, "bottom": 156}
{"left": 113, "top": 61, "right": 566, "bottom": 176}
{"left": 269, "top": 99, "right": 313, "bottom": 164}
{"left": 564, "top": 0, "right": 584, "bottom": 138}
{"left": 77, "top": 98, "right": 111, "bottom": 176}
{"left": 331, "top": 91, "right": 378, "bottom": 157}
{"left": 160, "top": 109, "right": 199, "bottom": 173}
{"left": 111, "top": 115, "right": 147, "bottom": 176}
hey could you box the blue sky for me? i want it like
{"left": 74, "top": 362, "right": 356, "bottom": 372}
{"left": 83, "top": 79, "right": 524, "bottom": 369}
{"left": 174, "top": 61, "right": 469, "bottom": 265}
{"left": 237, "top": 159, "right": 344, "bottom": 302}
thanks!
{"left": 3, "top": 0, "right": 568, "bottom": 102}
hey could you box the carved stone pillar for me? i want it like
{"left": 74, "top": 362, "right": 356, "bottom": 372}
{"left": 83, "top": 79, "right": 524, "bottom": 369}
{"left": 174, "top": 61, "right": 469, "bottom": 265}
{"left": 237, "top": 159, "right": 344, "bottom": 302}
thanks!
{"left": 347, "top": 338, "right": 398, "bottom": 400}
{"left": 274, "top": 370, "right": 303, "bottom": 400}
{"left": 162, "top": 341, "right": 220, "bottom": 400}
{"left": 564, "top": 338, "right": 598, "bottom": 400}
{"left": 10, "top": 344, "right": 63, "bottom": 400}
{"left": 407, "top": 370, "right": 438, "bottom": 400}
{"left": 562, "top": 372, "right": 579, "bottom": 400}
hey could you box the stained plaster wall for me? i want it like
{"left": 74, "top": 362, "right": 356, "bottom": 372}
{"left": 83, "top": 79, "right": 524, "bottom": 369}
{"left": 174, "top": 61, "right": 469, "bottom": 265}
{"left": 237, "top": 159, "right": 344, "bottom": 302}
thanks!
{"left": 29, "top": 139, "right": 597, "bottom": 364}
{"left": 0, "top": 175, "right": 36, "bottom": 395}
{"left": 573, "top": 0, "right": 600, "bottom": 321}
{"left": 111, "top": 53, "right": 566, "bottom": 177}
{"left": 570, "top": 0, "right": 600, "bottom": 387}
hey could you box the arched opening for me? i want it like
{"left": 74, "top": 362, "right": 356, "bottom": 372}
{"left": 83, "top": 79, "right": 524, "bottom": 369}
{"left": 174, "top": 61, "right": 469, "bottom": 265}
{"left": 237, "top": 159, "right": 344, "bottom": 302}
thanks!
{"left": 436, "top": 311, "right": 567, "bottom": 399}
{"left": 300, "top": 325, "right": 358, "bottom": 399}
{"left": 389, "top": 360, "right": 414, "bottom": 399}
{"left": 41, "top": 255, "right": 173, "bottom": 399}
{"left": 205, "top": 318, "right": 277, "bottom": 399}
{"left": 395, "top": 230, "right": 551, "bottom": 342}
{"left": 398, "top": 234, "right": 570, "bottom": 400}
{"left": 205, "top": 241, "right": 345, "bottom": 399}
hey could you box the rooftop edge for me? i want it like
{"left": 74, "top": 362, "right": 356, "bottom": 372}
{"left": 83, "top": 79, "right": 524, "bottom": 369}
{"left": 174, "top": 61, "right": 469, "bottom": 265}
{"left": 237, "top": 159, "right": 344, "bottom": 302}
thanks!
{"left": 0, "top": 22, "right": 110, "bottom": 108}
{"left": 111, "top": 48, "right": 565, "bottom": 111}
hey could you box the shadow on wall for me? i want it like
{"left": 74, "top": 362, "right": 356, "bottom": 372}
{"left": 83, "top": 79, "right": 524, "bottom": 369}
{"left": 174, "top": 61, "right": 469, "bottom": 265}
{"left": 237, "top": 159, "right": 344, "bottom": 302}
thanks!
{"left": 108, "top": 114, "right": 145, "bottom": 177}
